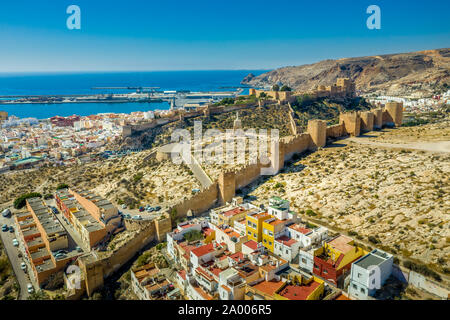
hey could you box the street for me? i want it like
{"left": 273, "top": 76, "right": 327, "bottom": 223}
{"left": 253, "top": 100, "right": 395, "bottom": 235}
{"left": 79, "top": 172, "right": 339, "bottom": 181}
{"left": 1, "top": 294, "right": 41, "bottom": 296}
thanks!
{"left": 0, "top": 212, "right": 32, "bottom": 300}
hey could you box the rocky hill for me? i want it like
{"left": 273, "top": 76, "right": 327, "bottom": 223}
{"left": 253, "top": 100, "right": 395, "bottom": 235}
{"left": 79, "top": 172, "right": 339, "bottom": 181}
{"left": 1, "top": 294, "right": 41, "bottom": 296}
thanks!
{"left": 242, "top": 48, "right": 450, "bottom": 97}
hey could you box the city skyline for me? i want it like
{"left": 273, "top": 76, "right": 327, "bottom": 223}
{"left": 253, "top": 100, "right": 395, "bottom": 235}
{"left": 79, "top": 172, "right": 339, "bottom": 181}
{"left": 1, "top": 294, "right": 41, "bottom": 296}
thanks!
{"left": 0, "top": 0, "right": 449, "bottom": 72}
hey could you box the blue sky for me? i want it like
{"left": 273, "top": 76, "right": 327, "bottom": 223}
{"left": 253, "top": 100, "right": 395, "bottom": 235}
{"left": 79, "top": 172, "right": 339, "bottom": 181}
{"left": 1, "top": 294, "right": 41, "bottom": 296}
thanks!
{"left": 0, "top": 0, "right": 449, "bottom": 72}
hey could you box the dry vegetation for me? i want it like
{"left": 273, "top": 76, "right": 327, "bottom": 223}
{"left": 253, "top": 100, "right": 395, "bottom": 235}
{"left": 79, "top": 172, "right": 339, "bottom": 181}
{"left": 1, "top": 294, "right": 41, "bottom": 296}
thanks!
{"left": 247, "top": 121, "right": 450, "bottom": 272}
{"left": 0, "top": 149, "right": 200, "bottom": 211}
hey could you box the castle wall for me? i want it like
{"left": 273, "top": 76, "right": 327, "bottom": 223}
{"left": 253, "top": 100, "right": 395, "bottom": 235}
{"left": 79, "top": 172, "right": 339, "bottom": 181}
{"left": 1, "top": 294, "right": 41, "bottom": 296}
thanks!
{"left": 326, "top": 123, "right": 345, "bottom": 139}
{"left": 372, "top": 109, "right": 383, "bottom": 129}
{"left": 169, "top": 183, "right": 219, "bottom": 217}
{"left": 281, "top": 133, "right": 312, "bottom": 161}
{"left": 307, "top": 120, "right": 327, "bottom": 149}
{"left": 360, "top": 111, "right": 374, "bottom": 132}
{"left": 234, "top": 162, "right": 267, "bottom": 191}
{"left": 384, "top": 102, "right": 404, "bottom": 127}
{"left": 339, "top": 112, "right": 361, "bottom": 136}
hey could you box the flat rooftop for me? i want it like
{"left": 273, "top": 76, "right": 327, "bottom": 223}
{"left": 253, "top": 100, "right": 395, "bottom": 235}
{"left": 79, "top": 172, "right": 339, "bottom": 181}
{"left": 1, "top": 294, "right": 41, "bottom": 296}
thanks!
{"left": 354, "top": 250, "right": 392, "bottom": 269}
{"left": 327, "top": 235, "right": 355, "bottom": 254}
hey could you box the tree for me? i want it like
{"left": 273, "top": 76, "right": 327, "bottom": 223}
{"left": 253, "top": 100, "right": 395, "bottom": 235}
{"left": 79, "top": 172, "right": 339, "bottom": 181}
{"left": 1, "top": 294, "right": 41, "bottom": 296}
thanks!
{"left": 27, "top": 290, "right": 50, "bottom": 300}
{"left": 56, "top": 183, "right": 69, "bottom": 190}
{"left": 272, "top": 84, "right": 280, "bottom": 92}
{"left": 280, "top": 85, "right": 292, "bottom": 92}
{"left": 259, "top": 92, "right": 267, "bottom": 98}
{"left": 13, "top": 193, "right": 42, "bottom": 209}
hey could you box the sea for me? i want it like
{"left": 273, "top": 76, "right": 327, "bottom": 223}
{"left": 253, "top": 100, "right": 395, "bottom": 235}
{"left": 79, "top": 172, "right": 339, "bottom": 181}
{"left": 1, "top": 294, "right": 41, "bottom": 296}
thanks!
{"left": 0, "top": 70, "right": 267, "bottom": 119}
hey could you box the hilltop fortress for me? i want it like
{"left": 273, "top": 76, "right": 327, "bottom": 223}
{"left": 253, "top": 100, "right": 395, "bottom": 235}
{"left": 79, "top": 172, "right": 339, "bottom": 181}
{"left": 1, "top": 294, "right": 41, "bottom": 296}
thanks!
{"left": 163, "top": 100, "right": 404, "bottom": 219}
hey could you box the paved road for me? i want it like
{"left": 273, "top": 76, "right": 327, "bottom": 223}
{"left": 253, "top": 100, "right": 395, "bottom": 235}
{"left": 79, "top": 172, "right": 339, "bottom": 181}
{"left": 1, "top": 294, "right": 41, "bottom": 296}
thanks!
{"left": 0, "top": 213, "right": 32, "bottom": 300}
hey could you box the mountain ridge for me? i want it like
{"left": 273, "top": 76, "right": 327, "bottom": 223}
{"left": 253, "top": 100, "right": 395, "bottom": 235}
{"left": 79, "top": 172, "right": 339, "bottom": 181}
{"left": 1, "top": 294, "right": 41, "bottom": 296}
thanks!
{"left": 242, "top": 48, "right": 450, "bottom": 97}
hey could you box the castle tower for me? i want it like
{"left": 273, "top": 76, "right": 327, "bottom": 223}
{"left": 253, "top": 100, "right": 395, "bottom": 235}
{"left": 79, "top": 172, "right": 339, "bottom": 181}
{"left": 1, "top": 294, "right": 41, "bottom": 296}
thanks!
{"left": 233, "top": 112, "right": 242, "bottom": 130}
{"left": 307, "top": 120, "right": 327, "bottom": 149}
{"left": 78, "top": 255, "right": 104, "bottom": 297}
{"left": 269, "top": 139, "right": 285, "bottom": 174}
{"left": 339, "top": 112, "right": 361, "bottom": 136}
{"left": 249, "top": 88, "right": 256, "bottom": 96}
{"left": 218, "top": 170, "right": 235, "bottom": 205}
{"left": 360, "top": 111, "right": 374, "bottom": 132}
{"left": 372, "top": 108, "right": 383, "bottom": 129}
{"left": 384, "top": 102, "right": 404, "bottom": 127}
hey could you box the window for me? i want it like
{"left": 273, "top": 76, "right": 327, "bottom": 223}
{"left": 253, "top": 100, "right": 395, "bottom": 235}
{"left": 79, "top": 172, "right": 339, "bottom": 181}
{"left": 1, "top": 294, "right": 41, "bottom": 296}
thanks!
{"left": 360, "top": 288, "right": 365, "bottom": 294}
{"left": 323, "top": 270, "right": 328, "bottom": 274}
{"left": 269, "top": 242, "right": 272, "bottom": 246}
{"left": 301, "top": 258, "right": 306, "bottom": 264}
{"left": 268, "top": 231, "right": 273, "bottom": 237}
{"left": 357, "top": 273, "right": 362, "bottom": 278}
{"left": 314, "top": 264, "right": 319, "bottom": 269}
{"left": 248, "top": 231, "right": 251, "bottom": 235}
{"left": 263, "top": 239, "right": 267, "bottom": 243}
{"left": 286, "top": 250, "right": 289, "bottom": 254}
{"left": 352, "top": 284, "right": 357, "bottom": 290}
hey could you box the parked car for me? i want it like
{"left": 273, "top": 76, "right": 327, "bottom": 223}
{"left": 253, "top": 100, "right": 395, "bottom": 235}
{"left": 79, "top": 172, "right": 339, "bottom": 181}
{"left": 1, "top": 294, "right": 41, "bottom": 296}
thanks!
{"left": 9, "top": 226, "right": 14, "bottom": 233}
{"left": 132, "top": 215, "right": 142, "bottom": 220}
{"left": 124, "top": 214, "right": 131, "bottom": 219}
{"left": 12, "top": 239, "right": 19, "bottom": 247}
{"left": 51, "top": 207, "right": 58, "bottom": 214}
{"left": 20, "top": 262, "right": 27, "bottom": 271}
{"left": 1, "top": 224, "right": 8, "bottom": 232}
{"left": 121, "top": 204, "right": 127, "bottom": 209}
{"left": 2, "top": 209, "right": 11, "bottom": 218}
{"left": 27, "top": 283, "right": 34, "bottom": 294}
{"left": 76, "top": 246, "right": 82, "bottom": 253}
{"left": 154, "top": 206, "right": 161, "bottom": 212}
{"left": 139, "top": 207, "right": 145, "bottom": 212}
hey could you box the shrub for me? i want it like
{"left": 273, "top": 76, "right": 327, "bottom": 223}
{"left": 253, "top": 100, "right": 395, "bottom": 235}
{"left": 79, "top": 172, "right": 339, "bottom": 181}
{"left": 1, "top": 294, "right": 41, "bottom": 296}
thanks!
{"left": 368, "top": 236, "right": 380, "bottom": 244}
{"left": 56, "top": 183, "right": 69, "bottom": 190}
{"left": 305, "top": 209, "right": 317, "bottom": 217}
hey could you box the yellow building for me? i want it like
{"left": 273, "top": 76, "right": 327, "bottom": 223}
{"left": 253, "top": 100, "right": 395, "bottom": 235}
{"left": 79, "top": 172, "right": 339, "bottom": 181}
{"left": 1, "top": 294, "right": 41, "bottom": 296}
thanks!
{"left": 246, "top": 212, "right": 271, "bottom": 242}
{"left": 261, "top": 218, "right": 289, "bottom": 252}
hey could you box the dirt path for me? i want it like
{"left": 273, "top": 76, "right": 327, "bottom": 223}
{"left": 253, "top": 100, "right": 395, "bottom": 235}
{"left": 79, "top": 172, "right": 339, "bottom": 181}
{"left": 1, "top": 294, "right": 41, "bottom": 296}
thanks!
{"left": 347, "top": 137, "right": 450, "bottom": 153}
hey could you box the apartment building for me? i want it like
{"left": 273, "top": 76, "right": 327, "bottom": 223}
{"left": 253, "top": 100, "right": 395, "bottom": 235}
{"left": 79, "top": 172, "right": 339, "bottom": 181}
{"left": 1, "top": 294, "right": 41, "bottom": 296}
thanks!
{"left": 14, "top": 198, "right": 78, "bottom": 286}
{"left": 312, "top": 235, "right": 365, "bottom": 287}
{"left": 131, "top": 263, "right": 174, "bottom": 300}
{"left": 55, "top": 188, "right": 107, "bottom": 249}
{"left": 212, "top": 224, "right": 247, "bottom": 254}
{"left": 69, "top": 188, "right": 121, "bottom": 234}
{"left": 246, "top": 211, "right": 272, "bottom": 242}
{"left": 348, "top": 249, "right": 393, "bottom": 300}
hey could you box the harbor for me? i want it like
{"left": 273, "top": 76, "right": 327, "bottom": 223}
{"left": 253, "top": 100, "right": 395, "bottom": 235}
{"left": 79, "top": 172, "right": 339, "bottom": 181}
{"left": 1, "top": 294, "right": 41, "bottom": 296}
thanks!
{"left": 0, "top": 88, "right": 244, "bottom": 110}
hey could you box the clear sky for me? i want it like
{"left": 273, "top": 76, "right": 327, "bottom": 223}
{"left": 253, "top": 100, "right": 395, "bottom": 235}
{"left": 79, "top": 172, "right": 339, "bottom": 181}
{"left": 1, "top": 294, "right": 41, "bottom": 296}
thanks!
{"left": 0, "top": 0, "right": 449, "bottom": 72}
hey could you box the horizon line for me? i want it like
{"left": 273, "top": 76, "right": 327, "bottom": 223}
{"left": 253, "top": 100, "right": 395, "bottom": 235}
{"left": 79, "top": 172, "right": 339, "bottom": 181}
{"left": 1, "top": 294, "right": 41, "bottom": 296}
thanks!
{"left": 0, "top": 69, "right": 272, "bottom": 75}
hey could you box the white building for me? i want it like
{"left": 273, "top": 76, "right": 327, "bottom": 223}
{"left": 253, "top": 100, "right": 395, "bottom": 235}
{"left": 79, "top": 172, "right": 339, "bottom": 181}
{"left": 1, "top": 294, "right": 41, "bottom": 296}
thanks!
{"left": 348, "top": 249, "right": 393, "bottom": 300}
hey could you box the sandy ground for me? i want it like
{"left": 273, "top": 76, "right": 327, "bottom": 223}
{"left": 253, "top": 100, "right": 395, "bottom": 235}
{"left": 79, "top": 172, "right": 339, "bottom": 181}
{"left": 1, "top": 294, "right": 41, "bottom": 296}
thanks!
{"left": 245, "top": 122, "right": 450, "bottom": 270}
